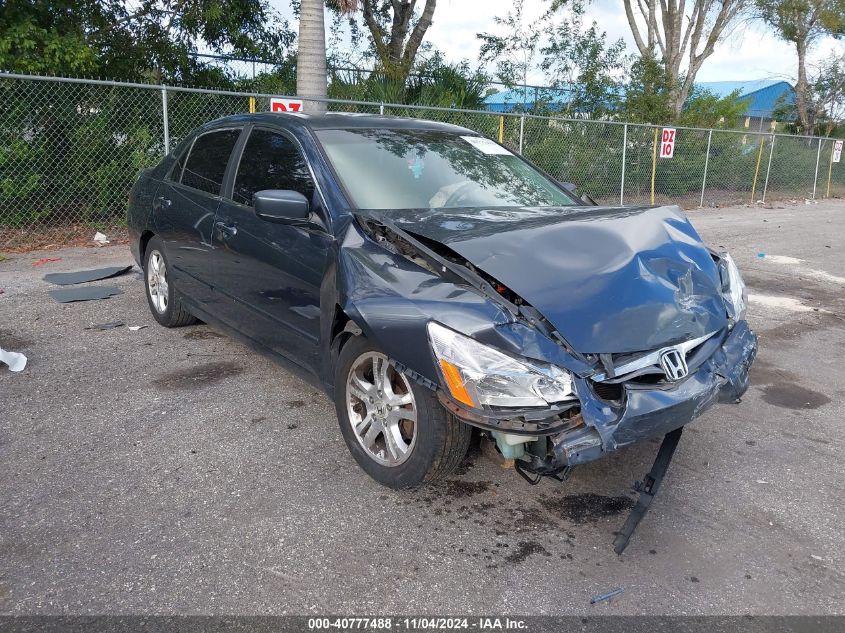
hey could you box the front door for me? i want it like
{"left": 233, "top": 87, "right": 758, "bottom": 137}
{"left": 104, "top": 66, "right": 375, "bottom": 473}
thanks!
{"left": 211, "top": 127, "right": 332, "bottom": 371}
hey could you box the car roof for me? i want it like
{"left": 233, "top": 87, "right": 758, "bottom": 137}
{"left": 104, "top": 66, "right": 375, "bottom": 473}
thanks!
{"left": 206, "top": 111, "right": 477, "bottom": 135}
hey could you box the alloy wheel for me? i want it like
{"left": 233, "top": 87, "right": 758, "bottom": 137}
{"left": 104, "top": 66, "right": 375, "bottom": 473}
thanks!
{"left": 147, "top": 250, "right": 169, "bottom": 314}
{"left": 346, "top": 351, "right": 417, "bottom": 467}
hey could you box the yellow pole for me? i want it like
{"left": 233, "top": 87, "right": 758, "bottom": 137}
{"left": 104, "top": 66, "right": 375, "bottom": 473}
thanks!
{"left": 751, "top": 136, "right": 766, "bottom": 202}
{"left": 249, "top": 96, "right": 256, "bottom": 113}
{"left": 826, "top": 144, "right": 834, "bottom": 198}
{"left": 498, "top": 115, "right": 504, "bottom": 144}
{"left": 650, "top": 127, "right": 659, "bottom": 205}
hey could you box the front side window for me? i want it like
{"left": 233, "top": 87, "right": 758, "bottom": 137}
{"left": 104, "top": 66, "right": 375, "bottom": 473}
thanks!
{"left": 180, "top": 129, "right": 241, "bottom": 195}
{"left": 315, "top": 128, "right": 576, "bottom": 210}
{"left": 233, "top": 129, "right": 315, "bottom": 206}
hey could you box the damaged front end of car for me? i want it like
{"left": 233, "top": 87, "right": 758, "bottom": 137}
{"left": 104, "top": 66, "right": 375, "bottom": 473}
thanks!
{"left": 336, "top": 205, "right": 757, "bottom": 485}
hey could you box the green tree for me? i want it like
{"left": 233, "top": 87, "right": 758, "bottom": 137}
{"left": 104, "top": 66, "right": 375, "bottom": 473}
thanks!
{"left": 0, "top": 0, "right": 291, "bottom": 83}
{"left": 620, "top": 0, "right": 750, "bottom": 118}
{"left": 678, "top": 89, "right": 750, "bottom": 127}
{"left": 755, "top": 0, "right": 845, "bottom": 134}
{"left": 541, "top": 3, "right": 627, "bottom": 118}
{"left": 354, "top": 0, "right": 438, "bottom": 84}
{"left": 623, "top": 54, "right": 674, "bottom": 124}
{"left": 477, "top": 0, "right": 542, "bottom": 95}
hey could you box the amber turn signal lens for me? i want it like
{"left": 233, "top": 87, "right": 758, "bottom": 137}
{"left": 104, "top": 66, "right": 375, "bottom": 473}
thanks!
{"left": 438, "top": 359, "right": 476, "bottom": 408}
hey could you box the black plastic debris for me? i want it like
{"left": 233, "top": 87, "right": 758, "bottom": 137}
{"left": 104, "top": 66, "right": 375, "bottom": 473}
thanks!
{"left": 43, "top": 265, "right": 132, "bottom": 286}
{"left": 85, "top": 321, "right": 125, "bottom": 330}
{"left": 48, "top": 287, "right": 124, "bottom": 303}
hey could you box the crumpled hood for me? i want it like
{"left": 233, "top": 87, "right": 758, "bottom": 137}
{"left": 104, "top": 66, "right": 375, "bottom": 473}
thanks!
{"left": 372, "top": 205, "right": 729, "bottom": 354}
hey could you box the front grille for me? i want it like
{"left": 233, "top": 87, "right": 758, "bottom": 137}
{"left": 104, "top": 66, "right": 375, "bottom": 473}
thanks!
{"left": 591, "top": 381, "right": 623, "bottom": 401}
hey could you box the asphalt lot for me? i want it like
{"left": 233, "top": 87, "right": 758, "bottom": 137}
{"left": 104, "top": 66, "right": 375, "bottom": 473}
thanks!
{"left": 1, "top": 201, "right": 844, "bottom": 616}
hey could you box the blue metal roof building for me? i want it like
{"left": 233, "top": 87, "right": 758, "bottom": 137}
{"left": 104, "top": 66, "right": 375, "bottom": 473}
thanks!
{"left": 484, "top": 79, "right": 795, "bottom": 121}
{"left": 695, "top": 79, "right": 795, "bottom": 120}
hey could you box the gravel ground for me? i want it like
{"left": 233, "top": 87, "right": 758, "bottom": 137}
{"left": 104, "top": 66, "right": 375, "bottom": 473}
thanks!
{"left": 1, "top": 200, "right": 843, "bottom": 616}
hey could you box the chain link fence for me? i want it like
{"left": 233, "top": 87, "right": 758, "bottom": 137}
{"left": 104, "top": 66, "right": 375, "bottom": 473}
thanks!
{"left": 2, "top": 73, "right": 844, "bottom": 249}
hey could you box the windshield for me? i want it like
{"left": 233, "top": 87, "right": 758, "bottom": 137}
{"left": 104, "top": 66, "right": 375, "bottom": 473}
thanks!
{"left": 315, "top": 128, "right": 576, "bottom": 210}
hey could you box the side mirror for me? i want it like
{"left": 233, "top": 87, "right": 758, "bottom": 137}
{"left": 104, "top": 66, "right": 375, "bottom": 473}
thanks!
{"left": 560, "top": 181, "right": 597, "bottom": 206}
{"left": 254, "top": 190, "right": 310, "bottom": 222}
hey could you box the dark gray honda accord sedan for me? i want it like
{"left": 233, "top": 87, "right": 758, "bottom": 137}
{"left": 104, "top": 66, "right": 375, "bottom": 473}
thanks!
{"left": 128, "top": 112, "right": 757, "bottom": 496}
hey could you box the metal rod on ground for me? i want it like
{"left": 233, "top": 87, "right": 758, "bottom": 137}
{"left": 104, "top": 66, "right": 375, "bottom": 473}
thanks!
{"left": 650, "top": 127, "right": 659, "bottom": 205}
{"left": 751, "top": 136, "right": 766, "bottom": 203}
{"left": 161, "top": 86, "right": 170, "bottom": 155}
{"left": 518, "top": 115, "right": 525, "bottom": 154}
{"left": 762, "top": 134, "right": 775, "bottom": 203}
{"left": 620, "top": 123, "right": 628, "bottom": 205}
{"left": 812, "top": 138, "right": 822, "bottom": 199}
{"left": 700, "top": 129, "right": 712, "bottom": 208}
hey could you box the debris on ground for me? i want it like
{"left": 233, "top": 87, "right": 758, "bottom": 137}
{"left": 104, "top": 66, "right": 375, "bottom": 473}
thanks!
{"left": 85, "top": 321, "right": 125, "bottom": 331}
{"left": 48, "top": 286, "right": 123, "bottom": 303}
{"left": 128, "top": 325, "right": 148, "bottom": 331}
{"left": 0, "top": 254, "right": 6, "bottom": 262}
{"left": 43, "top": 265, "right": 132, "bottom": 286}
{"left": 0, "top": 347, "right": 28, "bottom": 372}
{"left": 33, "top": 257, "right": 62, "bottom": 266}
{"left": 93, "top": 232, "right": 110, "bottom": 246}
{"left": 590, "top": 587, "right": 624, "bottom": 604}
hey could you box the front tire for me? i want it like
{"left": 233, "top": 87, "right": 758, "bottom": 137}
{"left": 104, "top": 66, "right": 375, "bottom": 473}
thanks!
{"left": 334, "top": 335, "right": 471, "bottom": 489}
{"left": 144, "top": 237, "right": 197, "bottom": 328}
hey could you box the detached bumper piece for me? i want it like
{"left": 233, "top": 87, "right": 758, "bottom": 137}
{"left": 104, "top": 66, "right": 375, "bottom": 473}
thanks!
{"left": 613, "top": 426, "right": 683, "bottom": 555}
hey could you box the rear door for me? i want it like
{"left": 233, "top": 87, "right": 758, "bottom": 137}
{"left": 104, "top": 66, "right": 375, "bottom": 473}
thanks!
{"left": 153, "top": 127, "right": 242, "bottom": 305}
{"left": 211, "top": 126, "right": 333, "bottom": 370}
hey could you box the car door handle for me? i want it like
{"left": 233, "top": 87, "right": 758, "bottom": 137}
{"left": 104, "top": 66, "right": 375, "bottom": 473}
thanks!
{"left": 215, "top": 221, "right": 237, "bottom": 237}
{"left": 156, "top": 196, "right": 172, "bottom": 209}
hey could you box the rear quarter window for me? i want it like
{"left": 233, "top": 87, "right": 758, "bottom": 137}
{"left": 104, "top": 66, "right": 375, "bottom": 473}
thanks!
{"left": 180, "top": 129, "right": 241, "bottom": 195}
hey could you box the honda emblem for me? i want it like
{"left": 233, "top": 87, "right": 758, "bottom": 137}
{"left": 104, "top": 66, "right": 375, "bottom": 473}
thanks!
{"left": 659, "top": 348, "right": 688, "bottom": 381}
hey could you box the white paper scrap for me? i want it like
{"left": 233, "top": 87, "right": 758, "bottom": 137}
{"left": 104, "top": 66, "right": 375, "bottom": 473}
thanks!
{"left": 0, "top": 347, "right": 27, "bottom": 372}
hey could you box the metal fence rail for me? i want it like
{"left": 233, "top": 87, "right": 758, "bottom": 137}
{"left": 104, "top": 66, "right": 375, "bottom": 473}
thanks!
{"left": 1, "top": 72, "right": 844, "bottom": 249}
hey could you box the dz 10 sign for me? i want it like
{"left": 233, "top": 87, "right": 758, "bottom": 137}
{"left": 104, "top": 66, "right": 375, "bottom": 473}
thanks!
{"left": 270, "top": 97, "right": 304, "bottom": 113}
{"left": 660, "top": 128, "right": 676, "bottom": 158}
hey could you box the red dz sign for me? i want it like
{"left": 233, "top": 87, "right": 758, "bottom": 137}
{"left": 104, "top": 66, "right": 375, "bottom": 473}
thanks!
{"left": 270, "top": 98, "right": 304, "bottom": 113}
{"left": 660, "top": 128, "right": 676, "bottom": 158}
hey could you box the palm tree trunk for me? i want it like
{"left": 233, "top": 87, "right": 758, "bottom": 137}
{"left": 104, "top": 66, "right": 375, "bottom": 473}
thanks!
{"left": 297, "top": 0, "right": 328, "bottom": 114}
{"left": 795, "top": 38, "right": 811, "bottom": 135}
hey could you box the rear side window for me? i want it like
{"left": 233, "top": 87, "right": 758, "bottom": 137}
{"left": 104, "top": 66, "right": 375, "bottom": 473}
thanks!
{"left": 232, "top": 129, "right": 315, "bottom": 206}
{"left": 180, "top": 129, "right": 241, "bottom": 195}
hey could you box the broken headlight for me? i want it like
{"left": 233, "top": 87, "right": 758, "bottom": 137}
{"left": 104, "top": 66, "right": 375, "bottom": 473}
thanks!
{"left": 719, "top": 252, "right": 747, "bottom": 322}
{"left": 427, "top": 322, "right": 577, "bottom": 409}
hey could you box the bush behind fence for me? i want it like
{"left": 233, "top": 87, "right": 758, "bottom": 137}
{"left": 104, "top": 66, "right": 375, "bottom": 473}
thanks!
{"left": 1, "top": 73, "right": 844, "bottom": 249}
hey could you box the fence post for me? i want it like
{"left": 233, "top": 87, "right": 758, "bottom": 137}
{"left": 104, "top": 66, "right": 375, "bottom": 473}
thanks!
{"left": 700, "top": 129, "right": 712, "bottom": 208}
{"left": 498, "top": 115, "right": 505, "bottom": 144}
{"left": 161, "top": 86, "right": 170, "bottom": 155}
{"left": 762, "top": 134, "right": 775, "bottom": 202}
{"left": 650, "top": 127, "right": 659, "bottom": 205}
{"left": 379, "top": 102, "right": 384, "bottom": 115}
{"left": 827, "top": 143, "right": 835, "bottom": 197}
{"left": 812, "top": 137, "right": 822, "bottom": 199}
{"left": 620, "top": 123, "right": 627, "bottom": 205}
{"left": 751, "top": 136, "right": 766, "bottom": 202}
{"left": 518, "top": 115, "right": 525, "bottom": 154}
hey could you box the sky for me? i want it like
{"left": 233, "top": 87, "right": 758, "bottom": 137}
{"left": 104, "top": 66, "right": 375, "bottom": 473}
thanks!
{"left": 270, "top": 0, "right": 845, "bottom": 86}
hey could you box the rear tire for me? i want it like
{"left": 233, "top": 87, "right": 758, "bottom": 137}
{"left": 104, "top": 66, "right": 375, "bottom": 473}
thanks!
{"left": 334, "top": 335, "right": 471, "bottom": 489}
{"left": 143, "top": 236, "right": 197, "bottom": 328}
